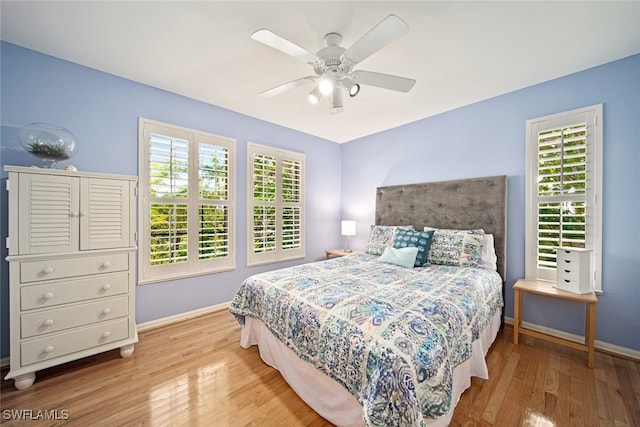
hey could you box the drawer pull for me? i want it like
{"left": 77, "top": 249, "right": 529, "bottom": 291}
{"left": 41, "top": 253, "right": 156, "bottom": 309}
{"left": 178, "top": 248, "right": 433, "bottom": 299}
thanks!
{"left": 564, "top": 269, "right": 571, "bottom": 273}
{"left": 564, "top": 259, "right": 571, "bottom": 264}
{"left": 102, "top": 308, "right": 112, "bottom": 315}
{"left": 44, "top": 292, "right": 54, "bottom": 300}
{"left": 44, "top": 346, "right": 54, "bottom": 353}
{"left": 43, "top": 319, "right": 55, "bottom": 326}
{"left": 102, "top": 331, "right": 111, "bottom": 338}
{"left": 43, "top": 267, "right": 55, "bottom": 274}
{"left": 564, "top": 279, "right": 571, "bottom": 283}
{"left": 102, "top": 261, "right": 112, "bottom": 268}
{"left": 102, "top": 284, "right": 112, "bottom": 291}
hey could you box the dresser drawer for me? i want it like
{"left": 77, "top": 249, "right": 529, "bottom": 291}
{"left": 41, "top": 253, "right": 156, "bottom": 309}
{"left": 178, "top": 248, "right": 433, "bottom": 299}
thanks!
{"left": 21, "top": 296, "right": 129, "bottom": 339}
{"left": 20, "top": 253, "right": 129, "bottom": 283}
{"left": 21, "top": 318, "right": 130, "bottom": 366}
{"left": 557, "top": 254, "right": 580, "bottom": 269}
{"left": 557, "top": 275, "right": 581, "bottom": 290}
{"left": 20, "top": 272, "right": 129, "bottom": 311}
{"left": 556, "top": 267, "right": 580, "bottom": 282}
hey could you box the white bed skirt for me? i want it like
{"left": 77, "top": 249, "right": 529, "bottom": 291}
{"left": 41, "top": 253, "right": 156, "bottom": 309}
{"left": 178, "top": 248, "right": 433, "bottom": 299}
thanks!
{"left": 240, "top": 308, "right": 502, "bottom": 426}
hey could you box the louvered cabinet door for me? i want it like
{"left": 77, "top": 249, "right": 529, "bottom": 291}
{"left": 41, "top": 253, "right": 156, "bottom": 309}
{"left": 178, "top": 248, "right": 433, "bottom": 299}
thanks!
{"left": 80, "top": 177, "right": 132, "bottom": 250}
{"left": 18, "top": 173, "right": 80, "bottom": 254}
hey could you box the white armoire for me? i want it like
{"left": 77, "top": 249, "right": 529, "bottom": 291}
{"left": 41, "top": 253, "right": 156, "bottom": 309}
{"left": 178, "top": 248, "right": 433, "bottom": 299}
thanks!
{"left": 4, "top": 165, "right": 138, "bottom": 389}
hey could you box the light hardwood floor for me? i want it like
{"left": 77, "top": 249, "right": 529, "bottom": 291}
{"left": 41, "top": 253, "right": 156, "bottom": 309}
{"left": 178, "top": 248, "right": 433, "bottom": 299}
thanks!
{"left": 1, "top": 310, "right": 638, "bottom": 426}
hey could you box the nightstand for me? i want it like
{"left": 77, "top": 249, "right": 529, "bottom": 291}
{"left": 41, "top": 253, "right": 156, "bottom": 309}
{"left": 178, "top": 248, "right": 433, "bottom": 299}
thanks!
{"left": 513, "top": 278, "right": 598, "bottom": 368}
{"left": 325, "top": 249, "right": 360, "bottom": 259}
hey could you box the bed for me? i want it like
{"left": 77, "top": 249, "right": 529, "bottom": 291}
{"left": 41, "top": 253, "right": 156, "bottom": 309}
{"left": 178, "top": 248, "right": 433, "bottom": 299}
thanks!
{"left": 230, "top": 175, "right": 508, "bottom": 426}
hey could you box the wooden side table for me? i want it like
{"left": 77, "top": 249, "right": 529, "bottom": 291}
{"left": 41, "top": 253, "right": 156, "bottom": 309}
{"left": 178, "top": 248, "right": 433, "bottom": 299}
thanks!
{"left": 325, "top": 249, "right": 359, "bottom": 259}
{"left": 513, "top": 278, "right": 598, "bottom": 368}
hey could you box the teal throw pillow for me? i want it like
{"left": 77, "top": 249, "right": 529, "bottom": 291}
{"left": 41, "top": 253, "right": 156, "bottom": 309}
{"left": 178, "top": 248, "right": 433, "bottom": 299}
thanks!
{"left": 393, "top": 229, "right": 434, "bottom": 267}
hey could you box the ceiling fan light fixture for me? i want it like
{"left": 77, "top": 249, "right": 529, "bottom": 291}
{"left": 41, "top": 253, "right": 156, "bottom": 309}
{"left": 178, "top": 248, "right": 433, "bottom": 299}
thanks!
{"left": 349, "top": 83, "right": 360, "bottom": 97}
{"left": 318, "top": 76, "right": 333, "bottom": 95}
{"left": 341, "top": 76, "right": 360, "bottom": 97}
{"left": 308, "top": 86, "right": 321, "bottom": 105}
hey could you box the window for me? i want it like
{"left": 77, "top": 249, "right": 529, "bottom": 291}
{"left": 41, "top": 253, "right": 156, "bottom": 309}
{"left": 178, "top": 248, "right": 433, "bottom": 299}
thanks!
{"left": 138, "top": 118, "right": 236, "bottom": 284}
{"left": 247, "top": 142, "right": 305, "bottom": 266}
{"left": 525, "top": 104, "right": 602, "bottom": 291}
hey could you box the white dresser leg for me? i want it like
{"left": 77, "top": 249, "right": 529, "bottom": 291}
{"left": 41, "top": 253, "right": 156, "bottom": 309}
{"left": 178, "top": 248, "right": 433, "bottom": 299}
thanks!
{"left": 14, "top": 372, "right": 36, "bottom": 390}
{"left": 120, "top": 344, "right": 135, "bottom": 358}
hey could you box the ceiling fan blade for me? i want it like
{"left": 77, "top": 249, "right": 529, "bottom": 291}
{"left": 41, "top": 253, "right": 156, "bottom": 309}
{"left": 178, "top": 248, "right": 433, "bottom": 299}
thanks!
{"left": 251, "top": 29, "right": 321, "bottom": 65}
{"left": 342, "top": 14, "right": 409, "bottom": 66}
{"left": 352, "top": 70, "right": 416, "bottom": 93}
{"left": 258, "top": 76, "right": 317, "bottom": 97}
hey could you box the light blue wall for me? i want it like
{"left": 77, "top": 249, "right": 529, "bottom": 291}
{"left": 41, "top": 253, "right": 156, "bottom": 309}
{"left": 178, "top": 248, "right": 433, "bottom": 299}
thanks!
{"left": 341, "top": 54, "right": 640, "bottom": 352}
{"left": 0, "top": 42, "right": 343, "bottom": 358}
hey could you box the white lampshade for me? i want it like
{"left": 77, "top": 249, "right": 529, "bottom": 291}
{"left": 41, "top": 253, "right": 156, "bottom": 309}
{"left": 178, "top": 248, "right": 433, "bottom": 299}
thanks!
{"left": 341, "top": 220, "right": 356, "bottom": 236}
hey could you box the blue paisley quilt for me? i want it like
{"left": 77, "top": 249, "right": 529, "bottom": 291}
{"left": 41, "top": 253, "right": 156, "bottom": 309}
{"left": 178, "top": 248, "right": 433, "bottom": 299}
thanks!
{"left": 229, "top": 253, "right": 503, "bottom": 426}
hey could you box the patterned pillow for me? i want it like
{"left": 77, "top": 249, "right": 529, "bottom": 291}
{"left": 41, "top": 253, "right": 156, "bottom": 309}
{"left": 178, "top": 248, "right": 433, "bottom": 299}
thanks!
{"left": 427, "top": 229, "right": 485, "bottom": 267}
{"left": 377, "top": 246, "right": 420, "bottom": 268}
{"left": 366, "top": 225, "right": 414, "bottom": 255}
{"left": 392, "top": 229, "right": 435, "bottom": 267}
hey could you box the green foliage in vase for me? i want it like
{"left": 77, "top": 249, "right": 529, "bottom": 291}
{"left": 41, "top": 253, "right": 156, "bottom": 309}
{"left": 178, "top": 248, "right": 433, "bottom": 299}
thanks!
{"left": 27, "top": 142, "right": 70, "bottom": 159}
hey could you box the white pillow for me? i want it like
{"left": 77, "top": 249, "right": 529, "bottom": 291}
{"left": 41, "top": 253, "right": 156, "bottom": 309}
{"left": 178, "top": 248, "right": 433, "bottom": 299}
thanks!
{"left": 479, "top": 233, "right": 498, "bottom": 271}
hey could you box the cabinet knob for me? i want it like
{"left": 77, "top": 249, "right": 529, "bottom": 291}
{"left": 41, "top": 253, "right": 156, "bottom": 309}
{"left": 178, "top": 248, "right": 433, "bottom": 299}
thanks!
{"left": 43, "top": 319, "right": 55, "bottom": 326}
{"left": 80, "top": 211, "right": 87, "bottom": 217}
{"left": 102, "top": 331, "right": 111, "bottom": 338}
{"left": 71, "top": 212, "right": 80, "bottom": 218}
{"left": 44, "top": 346, "right": 54, "bottom": 353}
{"left": 44, "top": 292, "right": 54, "bottom": 300}
{"left": 43, "top": 266, "right": 55, "bottom": 274}
{"left": 101, "top": 261, "right": 112, "bottom": 268}
{"left": 101, "top": 284, "right": 112, "bottom": 291}
{"left": 102, "top": 308, "right": 112, "bottom": 315}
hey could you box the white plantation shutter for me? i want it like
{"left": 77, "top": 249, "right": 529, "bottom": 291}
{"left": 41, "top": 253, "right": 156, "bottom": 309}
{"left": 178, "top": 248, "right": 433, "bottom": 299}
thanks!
{"left": 526, "top": 105, "right": 602, "bottom": 291}
{"left": 197, "top": 143, "right": 231, "bottom": 260}
{"left": 282, "top": 159, "right": 302, "bottom": 250}
{"left": 139, "top": 118, "right": 236, "bottom": 284}
{"left": 247, "top": 142, "right": 305, "bottom": 266}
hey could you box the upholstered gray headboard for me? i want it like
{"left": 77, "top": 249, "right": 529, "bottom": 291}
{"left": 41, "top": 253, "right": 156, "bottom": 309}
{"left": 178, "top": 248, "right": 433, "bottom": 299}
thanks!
{"left": 375, "top": 175, "right": 508, "bottom": 282}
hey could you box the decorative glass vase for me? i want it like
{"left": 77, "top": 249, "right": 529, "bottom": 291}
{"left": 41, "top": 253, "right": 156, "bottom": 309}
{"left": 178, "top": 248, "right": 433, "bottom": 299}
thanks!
{"left": 19, "top": 122, "right": 78, "bottom": 168}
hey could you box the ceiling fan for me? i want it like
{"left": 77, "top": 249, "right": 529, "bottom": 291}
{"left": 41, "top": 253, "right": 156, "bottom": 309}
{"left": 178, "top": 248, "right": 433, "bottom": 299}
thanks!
{"left": 251, "top": 14, "right": 416, "bottom": 114}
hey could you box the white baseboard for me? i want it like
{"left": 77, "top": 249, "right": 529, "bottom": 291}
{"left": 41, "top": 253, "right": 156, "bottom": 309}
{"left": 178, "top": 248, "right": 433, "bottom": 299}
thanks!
{"left": 505, "top": 316, "right": 640, "bottom": 361}
{"left": 137, "top": 302, "right": 231, "bottom": 333}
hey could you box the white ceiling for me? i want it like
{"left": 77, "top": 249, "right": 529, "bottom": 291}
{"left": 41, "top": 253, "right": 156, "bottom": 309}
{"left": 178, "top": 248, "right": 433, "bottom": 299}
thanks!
{"left": 2, "top": 1, "right": 640, "bottom": 143}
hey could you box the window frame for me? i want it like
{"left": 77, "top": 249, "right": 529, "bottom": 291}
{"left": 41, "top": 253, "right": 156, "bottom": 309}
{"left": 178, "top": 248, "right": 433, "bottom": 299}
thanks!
{"left": 246, "top": 142, "right": 305, "bottom": 266}
{"left": 138, "top": 117, "right": 236, "bottom": 284}
{"left": 525, "top": 104, "right": 603, "bottom": 292}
